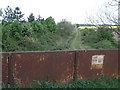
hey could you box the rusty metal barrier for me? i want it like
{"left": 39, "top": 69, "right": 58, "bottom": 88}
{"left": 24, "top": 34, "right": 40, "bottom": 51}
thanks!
{"left": 77, "top": 49, "right": 119, "bottom": 80}
{"left": 1, "top": 49, "right": 119, "bottom": 87}
{"left": 2, "top": 53, "right": 9, "bottom": 85}
{"left": 4, "top": 51, "right": 75, "bottom": 87}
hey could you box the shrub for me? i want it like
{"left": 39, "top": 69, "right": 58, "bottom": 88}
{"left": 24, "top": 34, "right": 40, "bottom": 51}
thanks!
{"left": 44, "top": 16, "right": 57, "bottom": 33}
{"left": 57, "top": 20, "right": 75, "bottom": 36}
{"left": 10, "top": 20, "right": 22, "bottom": 40}
{"left": 80, "top": 28, "right": 119, "bottom": 49}
{"left": 31, "top": 21, "right": 44, "bottom": 32}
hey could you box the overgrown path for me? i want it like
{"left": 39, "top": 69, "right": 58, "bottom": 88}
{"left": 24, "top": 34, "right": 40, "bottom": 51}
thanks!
{"left": 70, "top": 28, "right": 91, "bottom": 50}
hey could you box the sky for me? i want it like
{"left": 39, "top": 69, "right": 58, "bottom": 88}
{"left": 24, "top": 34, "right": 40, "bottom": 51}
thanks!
{"left": 0, "top": 0, "right": 110, "bottom": 24}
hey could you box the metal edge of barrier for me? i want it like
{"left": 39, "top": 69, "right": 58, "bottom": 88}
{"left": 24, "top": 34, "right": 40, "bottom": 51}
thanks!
{"left": 0, "top": 57, "right": 1, "bottom": 87}
{"left": 118, "top": 50, "right": 120, "bottom": 78}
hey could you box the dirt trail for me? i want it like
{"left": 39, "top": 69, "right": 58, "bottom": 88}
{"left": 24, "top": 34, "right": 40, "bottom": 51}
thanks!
{"left": 70, "top": 28, "right": 86, "bottom": 50}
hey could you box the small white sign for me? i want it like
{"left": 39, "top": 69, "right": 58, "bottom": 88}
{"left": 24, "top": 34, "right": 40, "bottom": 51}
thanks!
{"left": 92, "top": 55, "right": 105, "bottom": 65}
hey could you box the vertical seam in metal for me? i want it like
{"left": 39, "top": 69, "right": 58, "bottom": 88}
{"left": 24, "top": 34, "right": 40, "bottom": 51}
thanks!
{"left": 8, "top": 53, "right": 14, "bottom": 86}
{"left": 73, "top": 51, "right": 78, "bottom": 81}
{"left": 7, "top": 53, "right": 10, "bottom": 85}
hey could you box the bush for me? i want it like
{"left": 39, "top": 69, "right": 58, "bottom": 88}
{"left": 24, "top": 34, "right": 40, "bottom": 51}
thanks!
{"left": 31, "top": 21, "right": 44, "bottom": 32}
{"left": 21, "top": 23, "right": 33, "bottom": 37}
{"left": 96, "top": 28, "right": 114, "bottom": 41}
{"left": 44, "top": 16, "right": 57, "bottom": 33}
{"left": 57, "top": 21, "right": 75, "bottom": 36}
{"left": 80, "top": 28, "right": 119, "bottom": 49}
{"left": 3, "top": 78, "right": 117, "bottom": 88}
{"left": 93, "top": 39, "right": 117, "bottom": 49}
{"left": 10, "top": 20, "right": 22, "bottom": 40}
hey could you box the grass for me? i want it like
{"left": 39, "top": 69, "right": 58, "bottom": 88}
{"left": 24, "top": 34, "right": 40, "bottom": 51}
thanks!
{"left": 70, "top": 28, "right": 93, "bottom": 50}
{"left": 2, "top": 78, "right": 119, "bottom": 88}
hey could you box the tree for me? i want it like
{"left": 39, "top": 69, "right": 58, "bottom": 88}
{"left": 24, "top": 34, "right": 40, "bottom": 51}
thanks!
{"left": 2, "top": 6, "right": 25, "bottom": 24}
{"left": 13, "top": 7, "right": 24, "bottom": 22}
{"left": 31, "top": 21, "right": 44, "bottom": 32}
{"left": 36, "top": 15, "right": 44, "bottom": 23}
{"left": 87, "top": 0, "right": 120, "bottom": 35}
{"left": 21, "top": 23, "right": 33, "bottom": 37}
{"left": 3, "top": 6, "right": 14, "bottom": 24}
{"left": 118, "top": 0, "right": 120, "bottom": 25}
{"left": 0, "top": 8, "right": 2, "bottom": 16}
{"left": 0, "top": 9, "right": 3, "bottom": 23}
{"left": 28, "top": 13, "right": 35, "bottom": 22}
{"left": 44, "top": 16, "right": 57, "bottom": 32}
{"left": 10, "top": 20, "right": 22, "bottom": 39}
{"left": 106, "top": 0, "right": 120, "bottom": 25}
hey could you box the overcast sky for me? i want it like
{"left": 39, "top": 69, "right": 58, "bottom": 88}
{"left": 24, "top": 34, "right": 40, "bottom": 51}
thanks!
{"left": 0, "top": 0, "right": 110, "bottom": 24}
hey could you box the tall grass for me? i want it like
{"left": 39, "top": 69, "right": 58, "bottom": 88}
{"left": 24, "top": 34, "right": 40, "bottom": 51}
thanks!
{"left": 2, "top": 78, "right": 119, "bottom": 88}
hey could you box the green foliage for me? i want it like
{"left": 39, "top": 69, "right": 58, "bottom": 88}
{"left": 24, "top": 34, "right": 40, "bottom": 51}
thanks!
{"left": 10, "top": 20, "right": 22, "bottom": 39}
{"left": 44, "top": 16, "right": 57, "bottom": 32}
{"left": 96, "top": 28, "right": 114, "bottom": 41}
{"left": 30, "top": 16, "right": 57, "bottom": 33}
{"left": 2, "top": 19, "right": 76, "bottom": 52}
{"left": 93, "top": 39, "right": 117, "bottom": 49}
{"left": 2, "top": 78, "right": 119, "bottom": 88}
{"left": 31, "top": 21, "right": 45, "bottom": 32}
{"left": 1, "top": 6, "right": 119, "bottom": 52}
{"left": 81, "top": 29, "right": 98, "bottom": 43}
{"left": 76, "top": 24, "right": 80, "bottom": 28}
{"left": 30, "top": 78, "right": 119, "bottom": 88}
{"left": 21, "top": 23, "right": 33, "bottom": 37}
{"left": 57, "top": 20, "right": 75, "bottom": 36}
{"left": 81, "top": 28, "right": 119, "bottom": 49}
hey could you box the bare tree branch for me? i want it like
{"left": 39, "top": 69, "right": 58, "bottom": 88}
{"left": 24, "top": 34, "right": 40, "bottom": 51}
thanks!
{"left": 86, "top": 0, "right": 120, "bottom": 35}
